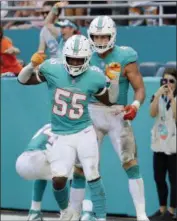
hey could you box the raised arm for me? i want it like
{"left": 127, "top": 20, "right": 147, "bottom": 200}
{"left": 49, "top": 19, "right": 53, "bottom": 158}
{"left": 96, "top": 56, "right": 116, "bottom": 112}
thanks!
{"left": 44, "top": 1, "right": 68, "bottom": 38}
{"left": 18, "top": 52, "right": 46, "bottom": 85}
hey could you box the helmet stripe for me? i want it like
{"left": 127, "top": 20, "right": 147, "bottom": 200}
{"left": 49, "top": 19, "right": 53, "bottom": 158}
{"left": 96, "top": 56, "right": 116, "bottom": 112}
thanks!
{"left": 73, "top": 35, "right": 81, "bottom": 54}
{"left": 97, "top": 16, "right": 103, "bottom": 29}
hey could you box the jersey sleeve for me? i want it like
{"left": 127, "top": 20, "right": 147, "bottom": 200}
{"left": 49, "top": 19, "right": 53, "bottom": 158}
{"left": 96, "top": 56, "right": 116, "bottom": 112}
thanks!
{"left": 90, "top": 66, "right": 107, "bottom": 95}
{"left": 121, "top": 46, "right": 138, "bottom": 67}
{"left": 38, "top": 59, "right": 53, "bottom": 84}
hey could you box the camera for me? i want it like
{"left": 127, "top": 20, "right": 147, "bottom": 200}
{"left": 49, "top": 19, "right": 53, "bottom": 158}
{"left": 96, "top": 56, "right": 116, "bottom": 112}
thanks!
{"left": 160, "top": 78, "right": 168, "bottom": 87}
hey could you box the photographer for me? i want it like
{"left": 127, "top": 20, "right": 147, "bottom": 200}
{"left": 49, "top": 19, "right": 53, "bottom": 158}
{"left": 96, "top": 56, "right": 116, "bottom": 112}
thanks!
{"left": 150, "top": 68, "right": 176, "bottom": 221}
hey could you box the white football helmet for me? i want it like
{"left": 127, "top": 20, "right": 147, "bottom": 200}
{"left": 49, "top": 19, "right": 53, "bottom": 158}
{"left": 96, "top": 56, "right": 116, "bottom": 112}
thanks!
{"left": 88, "top": 16, "right": 117, "bottom": 54}
{"left": 63, "top": 35, "right": 92, "bottom": 76}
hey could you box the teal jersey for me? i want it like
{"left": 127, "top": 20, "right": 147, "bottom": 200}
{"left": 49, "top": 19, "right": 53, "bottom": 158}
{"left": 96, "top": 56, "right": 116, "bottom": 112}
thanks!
{"left": 90, "top": 45, "right": 138, "bottom": 105}
{"left": 27, "top": 124, "right": 53, "bottom": 151}
{"left": 39, "top": 60, "right": 107, "bottom": 135}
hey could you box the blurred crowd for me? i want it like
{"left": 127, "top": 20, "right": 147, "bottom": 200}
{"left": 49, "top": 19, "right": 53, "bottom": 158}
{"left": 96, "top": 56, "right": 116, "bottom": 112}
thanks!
{"left": 0, "top": 1, "right": 176, "bottom": 76}
{"left": 1, "top": 0, "right": 176, "bottom": 29}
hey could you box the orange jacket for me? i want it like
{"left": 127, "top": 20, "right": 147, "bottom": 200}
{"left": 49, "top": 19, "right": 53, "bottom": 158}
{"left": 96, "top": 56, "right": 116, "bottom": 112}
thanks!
{"left": 0, "top": 37, "right": 22, "bottom": 75}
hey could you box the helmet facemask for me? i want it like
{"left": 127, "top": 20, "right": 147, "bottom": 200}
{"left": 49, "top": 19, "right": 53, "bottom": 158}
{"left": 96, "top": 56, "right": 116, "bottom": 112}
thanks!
{"left": 63, "top": 35, "right": 92, "bottom": 77}
{"left": 64, "top": 56, "right": 91, "bottom": 77}
{"left": 88, "top": 16, "right": 117, "bottom": 54}
{"left": 88, "top": 32, "right": 116, "bottom": 54}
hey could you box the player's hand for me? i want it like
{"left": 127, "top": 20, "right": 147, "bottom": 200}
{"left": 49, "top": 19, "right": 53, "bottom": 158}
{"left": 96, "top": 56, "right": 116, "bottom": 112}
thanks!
{"left": 4, "top": 47, "right": 16, "bottom": 54}
{"left": 54, "top": 1, "right": 68, "bottom": 8}
{"left": 105, "top": 62, "right": 121, "bottom": 80}
{"left": 155, "top": 85, "right": 168, "bottom": 97}
{"left": 123, "top": 105, "right": 138, "bottom": 121}
{"left": 31, "top": 51, "right": 46, "bottom": 67}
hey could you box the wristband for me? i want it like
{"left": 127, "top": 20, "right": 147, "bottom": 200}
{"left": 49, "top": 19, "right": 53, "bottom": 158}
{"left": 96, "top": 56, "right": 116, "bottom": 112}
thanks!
{"left": 132, "top": 100, "right": 141, "bottom": 110}
{"left": 52, "top": 6, "right": 59, "bottom": 15}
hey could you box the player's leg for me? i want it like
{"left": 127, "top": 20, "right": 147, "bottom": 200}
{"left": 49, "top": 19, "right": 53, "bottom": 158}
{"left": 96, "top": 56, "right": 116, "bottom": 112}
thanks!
{"left": 81, "top": 127, "right": 105, "bottom": 221}
{"left": 109, "top": 118, "right": 149, "bottom": 221}
{"left": 69, "top": 166, "right": 86, "bottom": 220}
{"left": 28, "top": 180, "right": 47, "bottom": 221}
{"left": 78, "top": 126, "right": 106, "bottom": 221}
{"left": 16, "top": 150, "right": 51, "bottom": 220}
{"left": 46, "top": 136, "right": 77, "bottom": 220}
{"left": 16, "top": 150, "right": 52, "bottom": 180}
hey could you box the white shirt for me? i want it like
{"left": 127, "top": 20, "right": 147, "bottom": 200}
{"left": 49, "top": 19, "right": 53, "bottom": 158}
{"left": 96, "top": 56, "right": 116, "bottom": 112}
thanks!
{"left": 151, "top": 96, "right": 176, "bottom": 155}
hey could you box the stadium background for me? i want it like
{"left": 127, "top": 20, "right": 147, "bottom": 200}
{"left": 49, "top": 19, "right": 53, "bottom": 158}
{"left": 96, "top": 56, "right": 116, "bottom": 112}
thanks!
{"left": 1, "top": 26, "right": 176, "bottom": 218}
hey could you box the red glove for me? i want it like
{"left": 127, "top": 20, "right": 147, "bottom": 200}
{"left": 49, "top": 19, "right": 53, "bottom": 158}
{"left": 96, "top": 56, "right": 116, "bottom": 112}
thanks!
{"left": 123, "top": 105, "right": 138, "bottom": 121}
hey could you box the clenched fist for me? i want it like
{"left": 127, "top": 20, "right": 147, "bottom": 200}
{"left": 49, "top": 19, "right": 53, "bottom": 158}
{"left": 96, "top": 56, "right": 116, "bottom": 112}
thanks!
{"left": 105, "top": 62, "right": 121, "bottom": 80}
{"left": 123, "top": 105, "right": 138, "bottom": 121}
{"left": 31, "top": 51, "right": 46, "bottom": 67}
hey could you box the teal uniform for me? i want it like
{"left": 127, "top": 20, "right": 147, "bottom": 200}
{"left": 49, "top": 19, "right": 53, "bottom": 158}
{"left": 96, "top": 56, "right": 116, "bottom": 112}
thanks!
{"left": 27, "top": 124, "right": 53, "bottom": 151}
{"left": 90, "top": 45, "right": 138, "bottom": 105}
{"left": 39, "top": 60, "right": 107, "bottom": 135}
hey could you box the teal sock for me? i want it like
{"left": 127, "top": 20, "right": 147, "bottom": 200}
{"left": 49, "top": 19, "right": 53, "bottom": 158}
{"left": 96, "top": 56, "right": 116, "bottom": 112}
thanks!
{"left": 88, "top": 178, "right": 106, "bottom": 219}
{"left": 32, "top": 180, "right": 47, "bottom": 202}
{"left": 53, "top": 183, "right": 69, "bottom": 210}
{"left": 126, "top": 165, "right": 142, "bottom": 179}
{"left": 71, "top": 173, "right": 86, "bottom": 189}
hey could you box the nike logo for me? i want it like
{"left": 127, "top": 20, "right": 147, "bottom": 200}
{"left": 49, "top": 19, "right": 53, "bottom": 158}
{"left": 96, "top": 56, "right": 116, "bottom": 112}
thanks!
{"left": 84, "top": 129, "right": 91, "bottom": 133}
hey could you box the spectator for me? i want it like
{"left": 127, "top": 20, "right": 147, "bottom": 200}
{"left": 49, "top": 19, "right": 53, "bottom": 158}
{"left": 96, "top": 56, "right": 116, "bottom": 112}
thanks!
{"left": 65, "top": 1, "right": 87, "bottom": 26}
{"left": 90, "top": 1, "right": 112, "bottom": 16}
{"left": 84, "top": 1, "right": 113, "bottom": 26}
{"left": 111, "top": 1, "right": 129, "bottom": 25}
{"left": 1, "top": 1, "right": 8, "bottom": 18}
{"left": 28, "top": 1, "right": 60, "bottom": 29}
{"left": 150, "top": 68, "right": 176, "bottom": 221}
{"left": 3, "top": 1, "right": 34, "bottom": 29}
{"left": 39, "top": 1, "right": 79, "bottom": 59}
{"left": 162, "top": 1, "right": 177, "bottom": 25}
{"left": 144, "top": 5, "right": 158, "bottom": 26}
{"left": 129, "top": 1, "right": 158, "bottom": 26}
{"left": 129, "top": 6, "right": 146, "bottom": 26}
{"left": 0, "top": 26, "right": 23, "bottom": 76}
